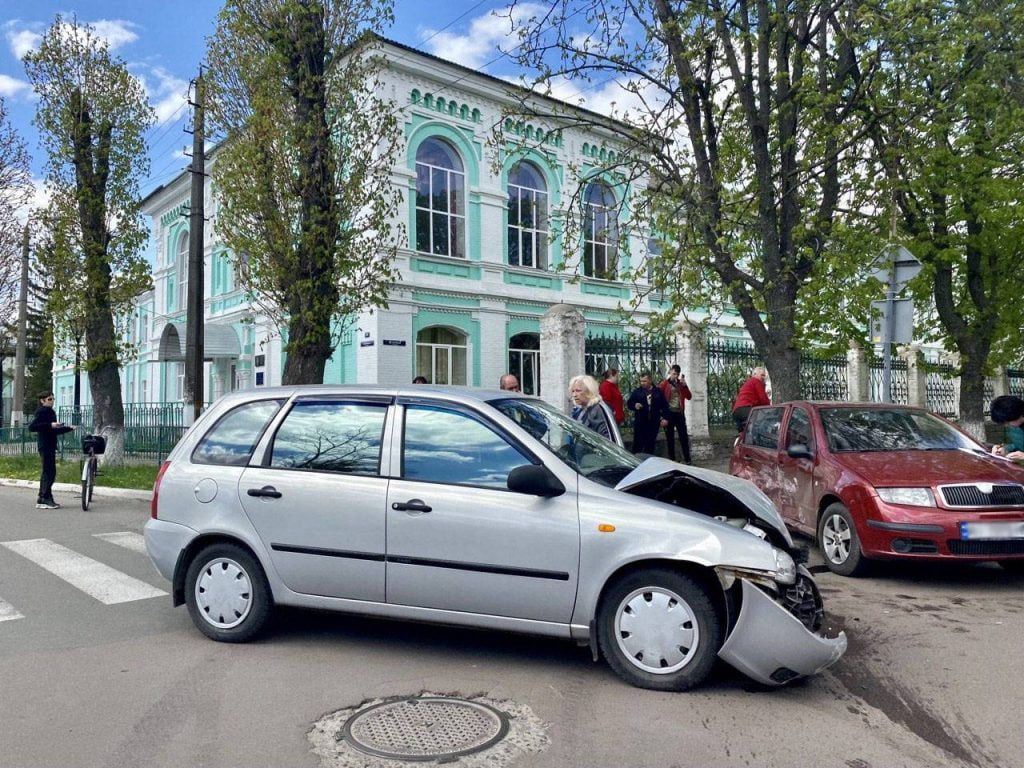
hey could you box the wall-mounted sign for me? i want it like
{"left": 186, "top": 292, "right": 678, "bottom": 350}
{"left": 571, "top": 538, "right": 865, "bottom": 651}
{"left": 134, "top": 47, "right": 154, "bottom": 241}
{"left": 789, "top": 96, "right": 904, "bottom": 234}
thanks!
{"left": 359, "top": 340, "right": 375, "bottom": 347}
{"left": 382, "top": 339, "right": 406, "bottom": 346}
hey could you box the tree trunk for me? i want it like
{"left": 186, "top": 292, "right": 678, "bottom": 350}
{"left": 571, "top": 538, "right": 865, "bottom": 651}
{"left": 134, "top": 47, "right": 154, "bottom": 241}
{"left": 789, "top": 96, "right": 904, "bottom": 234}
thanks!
{"left": 958, "top": 351, "right": 988, "bottom": 443}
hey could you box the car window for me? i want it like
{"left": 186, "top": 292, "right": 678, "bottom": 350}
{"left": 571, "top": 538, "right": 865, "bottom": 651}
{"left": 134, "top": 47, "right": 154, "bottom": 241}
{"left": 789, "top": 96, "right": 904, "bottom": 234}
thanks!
{"left": 192, "top": 399, "right": 285, "bottom": 466}
{"left": 744, "top": 407, "right": 784, "bottom": 450}
{"left": 786, "top": 407, "right": 813, "bottom": 449}
{"left": 820, "top": 407, "right": 977, "bottom": 452}
{"left": 270, "top": 401, "right": 387, "bottom": 475}
{"left": 402, "top": 405, "right": 530, "bottom": 489}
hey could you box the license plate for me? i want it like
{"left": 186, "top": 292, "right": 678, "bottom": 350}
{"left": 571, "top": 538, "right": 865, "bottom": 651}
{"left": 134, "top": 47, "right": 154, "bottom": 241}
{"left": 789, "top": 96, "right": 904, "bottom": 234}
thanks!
{"left": 959, "top": 521, "right": 1024, "bottom": 540}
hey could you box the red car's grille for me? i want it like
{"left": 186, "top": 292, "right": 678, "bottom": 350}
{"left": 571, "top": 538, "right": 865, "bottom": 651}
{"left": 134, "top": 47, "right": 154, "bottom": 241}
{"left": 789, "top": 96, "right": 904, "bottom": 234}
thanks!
{"left": 939, "top": 484, "right": 1024, "bottom": 508}
{"left": 948, "top": 540, "right": 1024, "bottom": 556}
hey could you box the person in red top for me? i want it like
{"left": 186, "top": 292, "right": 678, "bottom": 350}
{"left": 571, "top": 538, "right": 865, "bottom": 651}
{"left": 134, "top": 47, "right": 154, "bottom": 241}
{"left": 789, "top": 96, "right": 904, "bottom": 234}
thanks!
{"left": 732, "top": 366, "right": 770, "bottom": 432}
{"left": 659, "top": 364, "right": 692, "bottom": 463}
{"left": 599, "top": 368, "right": 625, "bottom": 425}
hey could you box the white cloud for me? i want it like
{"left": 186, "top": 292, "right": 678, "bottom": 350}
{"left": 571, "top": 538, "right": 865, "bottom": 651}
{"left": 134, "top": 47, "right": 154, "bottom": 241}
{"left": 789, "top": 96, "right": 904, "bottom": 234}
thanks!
{"left": 4, "top": 18, "right": 137, "bottom": 61}
{"left": 141, "top": 67, "right": 188, "bottom": 125}
{"left": 0, "top": 74, "right": 30, "bottom": 97}
{"left": 420, "top": 3, "right": 546, "bottom": 70}
{"left": 5, "top": 27, "right": 42, "bottom": 60}
{"left": 87, "top": 19, "right": 139, "bottom": 50}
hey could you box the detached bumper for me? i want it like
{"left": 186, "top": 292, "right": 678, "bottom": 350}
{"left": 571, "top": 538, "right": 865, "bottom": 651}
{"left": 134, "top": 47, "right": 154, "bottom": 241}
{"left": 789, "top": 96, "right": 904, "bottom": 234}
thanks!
{"left": 718, "top": 578, "right": 847, "bottom": 686}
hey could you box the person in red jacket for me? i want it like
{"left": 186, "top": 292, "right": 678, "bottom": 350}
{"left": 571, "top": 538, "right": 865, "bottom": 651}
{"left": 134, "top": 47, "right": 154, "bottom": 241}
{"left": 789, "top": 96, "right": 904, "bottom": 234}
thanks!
{"left": 599, "top": 368, "right": 625, "bottom": 425}
{"left": 659, "top": 364, "right": 692, "bottom": 463}
{"left": 732, "top": 366, "right": 770, "bottom": 432}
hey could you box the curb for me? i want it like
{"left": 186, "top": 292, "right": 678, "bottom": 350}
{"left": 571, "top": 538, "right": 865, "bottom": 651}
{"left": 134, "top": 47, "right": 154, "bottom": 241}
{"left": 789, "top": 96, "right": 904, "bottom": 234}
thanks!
{"left": 0, "top": 478, "right": 152, "bottom": 502}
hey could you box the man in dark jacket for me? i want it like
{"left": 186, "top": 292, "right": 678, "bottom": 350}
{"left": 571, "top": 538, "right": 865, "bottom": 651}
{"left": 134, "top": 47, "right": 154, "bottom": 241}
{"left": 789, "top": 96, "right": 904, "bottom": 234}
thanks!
{"left": 627, "top": 372, "right": 669, "bottom": 455}
{"left": 28, "top": 391, "right": 73, "bottom": 509}
{"left": 659, "top": 364, "right": 692, "bottom": 463}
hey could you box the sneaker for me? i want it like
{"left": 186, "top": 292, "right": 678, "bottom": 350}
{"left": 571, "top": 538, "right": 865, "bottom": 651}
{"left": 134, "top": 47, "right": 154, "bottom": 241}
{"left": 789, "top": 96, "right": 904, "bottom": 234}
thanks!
{"left": 37, "top": 501, "right": 60, "bottom": 510}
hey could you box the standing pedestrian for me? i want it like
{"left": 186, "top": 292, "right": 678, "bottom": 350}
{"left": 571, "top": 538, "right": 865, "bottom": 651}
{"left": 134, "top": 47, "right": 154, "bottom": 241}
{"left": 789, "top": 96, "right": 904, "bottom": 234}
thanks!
{"left": 28, "top": 391, "right": 73, "bottom": 509}
{"left": 990, "top": 395, "right": 1024, "bottom": 460}
{"left": 659, "top": 364, "right": 692, "bottom": 463}
{"left": 732, "top": 366, "right": 770, "bottom": 432}
{"left": 499, "top": 373, "right": 521, "bottom": 392}
{"left": 569, "top": 375, "right": 611, "bottom": 439}
{"left": 627, "top": 372, "right": 668, "bottom": 455}
{"left": 599, "top": 368, "right": 625, "bottom": 425}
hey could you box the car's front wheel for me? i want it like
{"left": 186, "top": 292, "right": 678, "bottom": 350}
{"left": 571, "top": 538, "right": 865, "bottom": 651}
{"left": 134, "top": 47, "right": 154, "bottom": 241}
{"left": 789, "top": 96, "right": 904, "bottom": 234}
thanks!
{"left": 184, "top": 543, "right": 272, "bottom": 642}
{"left": 597, "top": 568, "right": 722, "bottom": 691}
{"left": 818, "top": 502, "right": 868, "bottom": 577}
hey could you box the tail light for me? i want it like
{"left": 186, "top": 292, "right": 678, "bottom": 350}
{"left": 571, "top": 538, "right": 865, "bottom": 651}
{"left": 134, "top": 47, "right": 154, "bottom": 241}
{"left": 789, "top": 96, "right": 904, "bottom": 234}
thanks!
{"left": 152, "top": 461, "right": 171, "bottom": 519}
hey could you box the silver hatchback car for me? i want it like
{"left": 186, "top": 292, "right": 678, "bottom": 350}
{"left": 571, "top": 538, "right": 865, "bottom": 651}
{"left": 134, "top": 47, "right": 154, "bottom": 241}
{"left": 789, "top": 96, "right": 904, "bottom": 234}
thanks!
{"left": 145, "top": 386, "right": 846, "bottom": 690}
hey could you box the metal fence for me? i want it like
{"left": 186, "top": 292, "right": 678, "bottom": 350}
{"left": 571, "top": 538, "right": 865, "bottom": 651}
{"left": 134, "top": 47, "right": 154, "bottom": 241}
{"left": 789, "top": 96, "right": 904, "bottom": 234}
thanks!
{"left": 1009, "top": 369, "right": 1024, "bottom": 399}
{"left": 0, "top": 425, "right": 184, "bottom": 463}
{"left": 706, "top": 337, "right": 763, "bottom": 426}
{"left": 58, "top": 402, "right": 185, "bottom": 429}
{"left": 584, "top": 332, "right": 678, "bottom": 397}
{"left": 926, "top": 363, "right": 957, "bottom": 416}
{"left": 869, "top": 358, "right": 909, "bottom": 404}
{"left": 799, "top": 355, "right": 849, "bottom": 401}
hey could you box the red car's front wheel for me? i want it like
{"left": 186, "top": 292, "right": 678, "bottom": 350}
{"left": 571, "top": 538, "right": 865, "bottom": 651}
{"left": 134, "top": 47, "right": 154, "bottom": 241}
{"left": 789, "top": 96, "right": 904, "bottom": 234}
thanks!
{"left": 818, "top": 503, "right": 868, "bottom": 577}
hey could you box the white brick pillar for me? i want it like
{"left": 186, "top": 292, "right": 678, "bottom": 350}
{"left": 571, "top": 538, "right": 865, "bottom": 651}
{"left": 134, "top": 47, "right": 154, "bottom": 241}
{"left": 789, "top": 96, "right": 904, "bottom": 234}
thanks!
{"left": 540, "top": 304, "right": 585, "bottom": 413}
{"left": 900, "top": 345, "right": 926, "bottom": 407}
{"left": 991, "top": 366, "right": 1010, "bottom": 399}
{"left": 847, "top": 342, "right": 870, "bottom": 402}
{"left": 673, "top": 320, "right": 709, "bottom": 439}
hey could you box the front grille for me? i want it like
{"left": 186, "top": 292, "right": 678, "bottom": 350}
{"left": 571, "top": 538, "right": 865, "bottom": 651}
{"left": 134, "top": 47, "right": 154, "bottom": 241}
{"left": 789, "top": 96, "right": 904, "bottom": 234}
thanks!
{"left": 939, "top": 484, "right": 1024, "bottom": 508}
{"left": 778, "top": 573, "right": 824, "bottom": 632}
{"left": 948, "top": 540, "right": 1024, "bottom": 556}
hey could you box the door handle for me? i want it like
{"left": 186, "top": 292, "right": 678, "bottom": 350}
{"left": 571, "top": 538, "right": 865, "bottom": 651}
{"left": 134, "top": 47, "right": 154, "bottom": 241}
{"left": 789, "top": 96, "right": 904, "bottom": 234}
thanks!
{"left": 741, "top": 454, "right": 753, "bottom": 462}
{"left": 392, "top": 499, "right": 432, "bottom": 513}
{"left": 247, "top": 486, "right": 282, "bottom": 499}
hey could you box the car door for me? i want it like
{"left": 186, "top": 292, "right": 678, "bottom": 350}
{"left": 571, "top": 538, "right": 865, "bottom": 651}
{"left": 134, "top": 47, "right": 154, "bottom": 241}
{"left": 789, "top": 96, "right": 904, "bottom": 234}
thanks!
{"left": 385, "top": 400, "right": 580, "bottom": 624}
{"left": 777, "top": 406, "right": 818, "bottom": 533}
{"left": 238, "top": 396, "right": 392, "bottom": 602}
{"left": 731, "top": 406, "right": 786, "bottom": 510}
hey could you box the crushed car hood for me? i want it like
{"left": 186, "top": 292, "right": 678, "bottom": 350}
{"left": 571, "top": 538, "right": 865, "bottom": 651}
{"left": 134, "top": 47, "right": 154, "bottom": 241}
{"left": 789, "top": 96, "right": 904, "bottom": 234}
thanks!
{"left": 615, "top": 457, "right": 792, "bottom": 546}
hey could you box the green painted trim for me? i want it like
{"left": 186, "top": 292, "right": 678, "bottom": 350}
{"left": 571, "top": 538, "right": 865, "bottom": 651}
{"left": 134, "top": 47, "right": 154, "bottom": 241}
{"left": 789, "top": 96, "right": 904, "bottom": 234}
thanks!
{"left": 504, "top": 271, "right": 562, "bottom": 290}
{"left": 410, "top": 257, "right": 481, "bottom": 280}
{"left": 502, "top": 118, "right": 564, "bottom": 148}
{"left": 410, "top": 89, "right": 483, "bottom": 124}
{"left": 468, "top": 195, "right": 481, "bottom": 262}
{"left": 412, "top": 291, "right": 480, "bottom": 308}
{"left": 405, "top": 121, "right": 481, "bottom": 186}
{"left": 581, "top": 281, "right": 630, "bottom": 299}
{"left": 412, "top": 308, "right": 481, "bottom": 386}
{"left": 583, "top": 309, "right": 624, "bottom": 323}
{"left": 499, "top": 146, "right": 564, "bottom": 271}
{"left": 507, "top": 317, "right": 540, "bottom": 339}
{"left": 159, "top": 202, "right": 189, "bottom": 227}
{"left": 505, "top": 302, "right": 547, "bottom": 315}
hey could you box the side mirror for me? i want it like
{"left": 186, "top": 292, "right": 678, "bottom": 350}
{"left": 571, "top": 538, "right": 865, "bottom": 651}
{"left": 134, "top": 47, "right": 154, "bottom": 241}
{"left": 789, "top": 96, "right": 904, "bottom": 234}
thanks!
{"left": 787, "top": 443, "right": 814, "bottom": 460}
{"left": 507, "top": 464, "right": 566, "bottom": 497}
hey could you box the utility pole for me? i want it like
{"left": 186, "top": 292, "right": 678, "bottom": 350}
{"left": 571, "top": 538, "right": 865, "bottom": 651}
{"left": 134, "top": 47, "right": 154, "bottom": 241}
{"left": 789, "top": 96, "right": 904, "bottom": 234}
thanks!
{"left": 185, "top": 70, "right": 206, "bottom": 424}
{"left": 12, "top": 224, "right": 29, "bottom": 425}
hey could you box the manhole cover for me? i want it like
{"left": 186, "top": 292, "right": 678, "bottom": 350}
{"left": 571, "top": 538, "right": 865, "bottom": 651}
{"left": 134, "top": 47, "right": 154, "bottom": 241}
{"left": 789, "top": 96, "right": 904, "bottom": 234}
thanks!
{"left": 340, "top": 696, "right": 509, "bottom": 762}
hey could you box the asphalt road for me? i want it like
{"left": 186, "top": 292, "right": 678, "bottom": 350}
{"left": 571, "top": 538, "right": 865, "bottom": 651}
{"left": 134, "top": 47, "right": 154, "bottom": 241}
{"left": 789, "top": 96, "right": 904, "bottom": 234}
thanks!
{"left": 0, "top": 482, "right": 1021, "bottom": 768}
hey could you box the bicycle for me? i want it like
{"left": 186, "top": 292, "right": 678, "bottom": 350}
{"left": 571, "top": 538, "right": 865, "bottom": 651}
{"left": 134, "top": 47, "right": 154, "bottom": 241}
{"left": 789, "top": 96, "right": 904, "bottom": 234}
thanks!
{"left": 81, "top": 434, "right": 105, "bottom": 511}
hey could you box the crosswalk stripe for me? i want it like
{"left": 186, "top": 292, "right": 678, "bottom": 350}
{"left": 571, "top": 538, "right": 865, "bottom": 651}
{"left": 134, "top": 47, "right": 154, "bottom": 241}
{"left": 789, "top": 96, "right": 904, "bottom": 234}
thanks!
{"left": 0, "top": 538, "right": 167, "bottom": 605}
{"left": 0, "top": 597, "right": 24, "bottom": 622}
{"left": 93, "top": 532, "right": 148, "bottom": 555}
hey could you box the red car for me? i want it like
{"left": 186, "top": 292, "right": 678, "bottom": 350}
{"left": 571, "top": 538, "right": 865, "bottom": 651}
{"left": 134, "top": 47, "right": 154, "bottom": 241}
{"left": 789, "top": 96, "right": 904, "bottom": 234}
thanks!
{"left": 729, "top": 402, "right": 1024, "bottom": 576}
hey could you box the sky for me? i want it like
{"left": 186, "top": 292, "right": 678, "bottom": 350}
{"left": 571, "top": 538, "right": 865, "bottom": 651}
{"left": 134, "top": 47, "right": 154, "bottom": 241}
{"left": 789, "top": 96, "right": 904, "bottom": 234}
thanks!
{"left": 0, "top": 0, "right": 581, "bottom": 214}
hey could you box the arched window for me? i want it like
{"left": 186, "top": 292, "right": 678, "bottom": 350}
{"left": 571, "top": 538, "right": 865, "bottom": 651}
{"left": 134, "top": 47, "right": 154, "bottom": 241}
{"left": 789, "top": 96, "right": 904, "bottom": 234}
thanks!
{"left": 508, "top": 332, "right": 540, "bottom": 395}
{"left": 507, "top": 161, "right": 548, "bottom": 270}
{"left": 583, "top": 182, "right": 618, "bottom": 280}
{"left": 415, "top": 326, "right": 468, "bottom": 385}
{"left": 415, "top": 138, "right": 466, "bottom": 259}
{"left": 175, "top": 232, "right": 189, "bottom": 310}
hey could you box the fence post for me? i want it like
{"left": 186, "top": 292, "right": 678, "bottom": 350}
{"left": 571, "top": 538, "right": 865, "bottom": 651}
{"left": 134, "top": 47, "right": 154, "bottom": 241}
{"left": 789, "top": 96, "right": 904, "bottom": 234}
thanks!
{"left": 991, "top": 366, "right": 1009, "bottom": 400}
{"left": 673, "top": 320, "right": 710, "bottom": 445}
{"left": 540, "top": 304, "right": 586, "bottom": 413}
{"left": 847, "top": 342, "right": 870, "bottom": 402}
{"left": 899, "top": 345, "right": 927, "bottom": 407}
{"left": 943, "top": 351, "right": 962, "bottom": 417}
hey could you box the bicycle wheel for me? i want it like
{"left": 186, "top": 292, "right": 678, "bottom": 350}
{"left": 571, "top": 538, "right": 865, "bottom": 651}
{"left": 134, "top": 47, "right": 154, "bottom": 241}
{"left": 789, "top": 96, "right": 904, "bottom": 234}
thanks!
{"left": 81, "top": 456, "right": 95, "bottom": 511}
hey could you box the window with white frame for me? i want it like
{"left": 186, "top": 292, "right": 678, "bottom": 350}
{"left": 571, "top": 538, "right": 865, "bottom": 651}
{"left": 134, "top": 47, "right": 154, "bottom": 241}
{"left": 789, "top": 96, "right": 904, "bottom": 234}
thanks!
{"left": 508, "top": 332, "right": 540, "bottom": 395}
{"left": 415, "top": 138, "right": 466, "bottom": 258}
{"left": 507, "top": 161, "right": 548, "bottom": 269}
{"left": 175, "top": 362, "right": 184, "bottom": 401}
{"left": 415, "top": 326, "right": 467, "bottom": 385}
{"left": 582, "top": 181, "right": 618, "bottom": 280}
{"left": 176, "top": 232, "right": 189, "bottom": 311}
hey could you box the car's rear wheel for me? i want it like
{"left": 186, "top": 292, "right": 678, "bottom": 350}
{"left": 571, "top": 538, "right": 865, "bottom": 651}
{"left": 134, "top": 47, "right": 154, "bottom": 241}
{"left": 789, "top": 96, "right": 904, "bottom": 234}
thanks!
{"left": 185, "top": 543, "right": 272, "bottom": 642}
{"left": 597, "top": 568, "right": 722, "bottom": 691}
{"left": 818, "top": 503, "right": 868, "bottom": 577}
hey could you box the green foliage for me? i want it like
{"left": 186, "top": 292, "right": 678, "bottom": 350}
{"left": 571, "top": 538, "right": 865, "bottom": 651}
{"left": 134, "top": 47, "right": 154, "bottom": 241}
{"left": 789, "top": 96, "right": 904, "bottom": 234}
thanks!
{"left": 23, "top": 16, "right": 154, "bottom": 371}
{"left": 0, "top": 454, "right": 157, "bottom": 490}
{"left": 0, "top": 98, "right": 32, "bottom": 319}
{"left": 206, "top": 0, "right": 402, "bottom": 384}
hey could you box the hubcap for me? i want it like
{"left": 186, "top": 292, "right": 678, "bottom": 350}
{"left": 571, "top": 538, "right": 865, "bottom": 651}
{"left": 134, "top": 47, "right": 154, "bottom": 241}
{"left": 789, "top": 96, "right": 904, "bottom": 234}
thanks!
{"left": 822, "top": 514, "right": 852, "bottom": 564}
{"left": 195, "top": 557, "right": 252, "bottom": 629}
{"left": 615, "top": 586, "right": 699, "bottom": 674}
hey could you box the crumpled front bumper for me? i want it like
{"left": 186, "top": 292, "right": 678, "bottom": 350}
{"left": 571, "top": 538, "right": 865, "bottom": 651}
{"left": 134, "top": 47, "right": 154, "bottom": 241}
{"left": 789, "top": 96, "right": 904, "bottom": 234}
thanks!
{"left": 718, "top": 578, "right": 847, "bottom": 686}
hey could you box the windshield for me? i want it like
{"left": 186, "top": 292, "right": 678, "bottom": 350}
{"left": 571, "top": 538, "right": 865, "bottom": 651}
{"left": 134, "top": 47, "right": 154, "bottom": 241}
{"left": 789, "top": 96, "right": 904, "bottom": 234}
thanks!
{"left": 819, "top": 407, "right": 978, "bottom": 452}
{"left": 489, "top": 397, "right": 640, "bottom": 485}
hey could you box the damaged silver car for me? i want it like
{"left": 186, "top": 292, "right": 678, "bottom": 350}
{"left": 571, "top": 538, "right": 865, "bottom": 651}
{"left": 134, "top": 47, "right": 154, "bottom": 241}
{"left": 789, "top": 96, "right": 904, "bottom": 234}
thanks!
{"left": 145, "top": 386, "right": 846, "bottom": 691}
